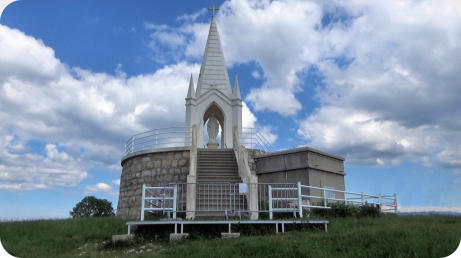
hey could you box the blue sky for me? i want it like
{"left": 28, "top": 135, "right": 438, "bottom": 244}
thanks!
{"left": 1, "top": 0, "right": 461, "bottom": 219}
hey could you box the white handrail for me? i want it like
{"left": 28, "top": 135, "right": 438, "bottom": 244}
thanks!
{"left": 241, "top": 127, "right": 274, "bottom": 152}
{"left": 139, "top": 182, "right": 398, "bottom": 221}
{"left": 125, "top": 126, "right": 192, "bottom": 155}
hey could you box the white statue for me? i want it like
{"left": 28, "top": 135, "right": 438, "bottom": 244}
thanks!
{"left": 207, "top": 114, "right": 219, "bottom": 148}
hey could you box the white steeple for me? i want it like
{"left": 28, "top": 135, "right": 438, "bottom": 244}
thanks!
{"left": 196, "top": 15, "right": 231, "bottom": 97}
{"left": 232, "top": 75, "right": 241, "bottom": 100}
{"left": 185, "top": 8, "right": 242, "bottom": 150}
{"left": 186, "top": 74, "right": 195, "bottom": 99}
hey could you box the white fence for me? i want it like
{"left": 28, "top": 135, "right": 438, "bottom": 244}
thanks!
{"left": 124, "top": 126, "right": 275, "bottom": 155}
{"left": 241, "top": 127, "right": 274, "bottom": 152}
{"left": 140, "top": 185, "right": 177, "bottom": 221}
{"left": 140, "top": 182, "right": 398, "bottom": 221}
{"left": 125, "top": 126, "right": 192, "bottom": 155}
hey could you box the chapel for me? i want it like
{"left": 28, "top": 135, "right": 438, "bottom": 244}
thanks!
{"left": 117, "top": 10, "right": 346, "bottom": 220}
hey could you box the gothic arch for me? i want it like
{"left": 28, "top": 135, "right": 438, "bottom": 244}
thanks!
{"left": 202, "top": 102, "right": 226, "bottom": 148}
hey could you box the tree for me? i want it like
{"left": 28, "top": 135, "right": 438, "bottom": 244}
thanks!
{"left": 70, "top": 196, "right": 115, "bottom": 218}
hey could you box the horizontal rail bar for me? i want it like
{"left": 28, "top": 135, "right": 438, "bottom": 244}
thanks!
{"left": 272, "top": 198, "right": 298, "bottom": 201}
{"left": 302, "top": 205, "right": 332, "bottom": 209}
{"left": 272, "top": 208, "right": 298, "bottom": 211}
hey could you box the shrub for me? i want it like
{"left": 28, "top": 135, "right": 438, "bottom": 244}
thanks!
{"left": 311, "top": 201, "right": 381, "bottom": 218}
{"left": 329, "top": 203, "right": 361, "bottom": 218}
{"left": 359, "top": 203, "right": 381, "bottom": 217}
{"left": 70, "top": 196, "right": 115, "bottom": 218}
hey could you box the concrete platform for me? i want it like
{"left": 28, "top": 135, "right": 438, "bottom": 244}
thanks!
{"left": 221, "top": 232, "right": 240, "bottom": 239}
{"left": 112, "top": 234, "right": 134, "bottom": 244}
{"left": 170, "top": 233, "right": 190, "bottom": 242}
{"left": 126, "top": 219, "right": 329, "bottom": 235}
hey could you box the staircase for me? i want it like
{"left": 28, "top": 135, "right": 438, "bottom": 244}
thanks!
{"left": 196, "top": 148, "right": 247, "bottom": 218}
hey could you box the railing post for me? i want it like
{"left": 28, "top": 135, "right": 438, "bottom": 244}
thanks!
{"left": 173, "top": 186, "right": 177, "bottom": 220}
{"left": 140, "top": 184, "right": 145, "bottom": 221}
{"left": 393, "top": 193, "right": 398, "bottom": 213}
{"left": 229, "top": 184, "right": 233, "bottom": 213}
{"left": 131, "top": 136, "right": 135, "bottom": 153}
{"left": 378, "top": 194, "right": 382, "bottom": 212}
{"left": 297, "top": 182, "right": 303, "bottom": 218}
{"left": 323, "top": 189, "right": 327, "bottom": 207}
{"left": 361, "top": 192, "right": 364, "bottom": 206}
{"left": 268, "top": 185, "right": 273, "bottom": 220}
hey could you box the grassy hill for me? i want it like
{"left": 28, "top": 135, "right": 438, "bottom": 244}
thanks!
{"left": 1, "top": 215, "right": 460, "bottom": 257}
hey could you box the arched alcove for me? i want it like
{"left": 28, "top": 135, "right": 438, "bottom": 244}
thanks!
{"left": 202, "top": 102, "right": 225, "bottom": 148}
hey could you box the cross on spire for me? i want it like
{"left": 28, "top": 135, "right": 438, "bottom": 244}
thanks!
{"left": 208, "top": 4, "right": 219, "bottom": 17}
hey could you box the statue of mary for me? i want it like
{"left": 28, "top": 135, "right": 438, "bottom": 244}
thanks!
{"left": 206, "top": 114, "right": 219, "bottom": 148}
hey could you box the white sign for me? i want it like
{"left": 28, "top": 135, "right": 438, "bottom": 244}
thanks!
{"left": 239, "top": 183, "right": 248, "bottom": 194}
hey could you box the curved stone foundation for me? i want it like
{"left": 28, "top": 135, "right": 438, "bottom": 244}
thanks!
{"left": 117, "top": 148, "right": 190, "bottom": 219}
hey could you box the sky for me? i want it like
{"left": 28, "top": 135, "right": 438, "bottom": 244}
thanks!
{"left": 1, "top": 0, "right": 461, "bottom": 220}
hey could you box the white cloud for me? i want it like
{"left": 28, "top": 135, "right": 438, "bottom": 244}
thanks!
{"left": 246, "top": 87, "right": 301, "bottom": 116}
{"left": 176, "top": 8, "right": 207, "bottom": 22}
{"left": 0, "top": 134, "right": 87, "bottom": 190}
{"left": 0, "top": 24, "right": 203, "bottom": 190}
{"left": 143, "top": 0, "right": 461, "bottom": 167}
{"left": 242, "top": 102, "right": 257, "bottom": 128}
{"left": 259, "top": 126, "right": 277, "bottom": 145}
{"left": 85, "top": 182, "right": 117, "bottom": 196}
{"left": 399, "top": 206, "right": 461, "bottom": 214}
{"left": 111, "top": 179, "right": 120, "bottom": 186}
{"left": 295, "top": 0, "right": 461, "bottom": 170}
{"left": 144, "top": 0, "right": 325, "bottom": 116}
{"left": 0, "top": 23, "right": 266, "bottom": 191}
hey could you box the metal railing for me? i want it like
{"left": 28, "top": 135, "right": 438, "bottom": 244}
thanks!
{"left": 125, "top": 126, "right": 192, "bottom": 155}
{"left": 140, "top": 182, "right": 398, "bottom": 220}
{"left": 241, "top": 127, "right": 274, "bottom": 152}
{"left": 140, "top": 185, "right": 177, "bottom": 221}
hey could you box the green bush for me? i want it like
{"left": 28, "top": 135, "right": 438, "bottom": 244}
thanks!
{"left": 359, "top": 203, "right": 381, "bottom": 217}
{"left": 311, "top": 202, "right": 381, "bottom": 218}
{"left": 70, "top": 196, "right": 115, "bottom": 218}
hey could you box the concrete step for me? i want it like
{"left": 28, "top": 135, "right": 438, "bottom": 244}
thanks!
{"left": 198, "top": 160, "right": 236, "bottom": 164}
{"left": 197, "top": 167, "right": 237, "bottom": 170}
{"left": 197, "top": 171, "right": 238, "bottom": 175}
{"left": 198, "top": 157, "right": 235, "bottom": 160}
{"left": 197, "top": 177, "right": 240, "bottom": 181}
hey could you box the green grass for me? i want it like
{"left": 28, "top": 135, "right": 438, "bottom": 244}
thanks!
{"left": 1, "top": 215, "right": 460, "bottom": 257}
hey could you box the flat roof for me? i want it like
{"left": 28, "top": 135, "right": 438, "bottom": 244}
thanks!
{"left": 255, "top": 146, "right": 345, "bottom": 161}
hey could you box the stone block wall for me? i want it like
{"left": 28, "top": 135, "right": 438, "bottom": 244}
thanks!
{"left": 117, "top": 149, "right": 190, "bottom": 219}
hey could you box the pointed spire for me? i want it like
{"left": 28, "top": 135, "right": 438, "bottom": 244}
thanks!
{"left": 232, "top": 75, "right": 241, "bottom": 100}
{"left": 195, "top": 73, "right": 201, "bottom": 97}
{"left": 187, "top": 74, "right": 195, "bottom": 99}
{"left": 196, "top": 13, "right": 232, "bottom": 96}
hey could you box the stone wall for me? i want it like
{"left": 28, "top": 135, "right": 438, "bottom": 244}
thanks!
{"left": 117, "top": 149, "right": 190, "bottom": 219}
{"left": 246, "top": 149, "right": 265, "bottom": 176}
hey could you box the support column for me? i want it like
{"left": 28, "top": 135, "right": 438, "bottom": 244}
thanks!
{"left": 186, "top": 125, "right": 197, "bottom": 220}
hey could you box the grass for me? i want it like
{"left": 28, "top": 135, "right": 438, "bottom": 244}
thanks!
{"left": 1, "top": 215, "right": 460, "bottom": 257}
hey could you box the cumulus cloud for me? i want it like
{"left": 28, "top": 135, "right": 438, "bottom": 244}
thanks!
{"left": 84, "top": 182, "right": 117, "bottom": 197}
{"left": 399, "top": 206, "right": 461, "bottom": 214}
{"left": 0, "top": 134, "right": 87, "bottom": 190}
{"left": 0, "top": 22, "right": 267, "bottom": 190}
{"left": 0, "top": 24, "right": 203, "bottom": 190}
{"left": 144, "top": 0, "right": 325, "bottom": 116}
{"left": 297, "top": 0, "right": 461, "bottom": 170}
